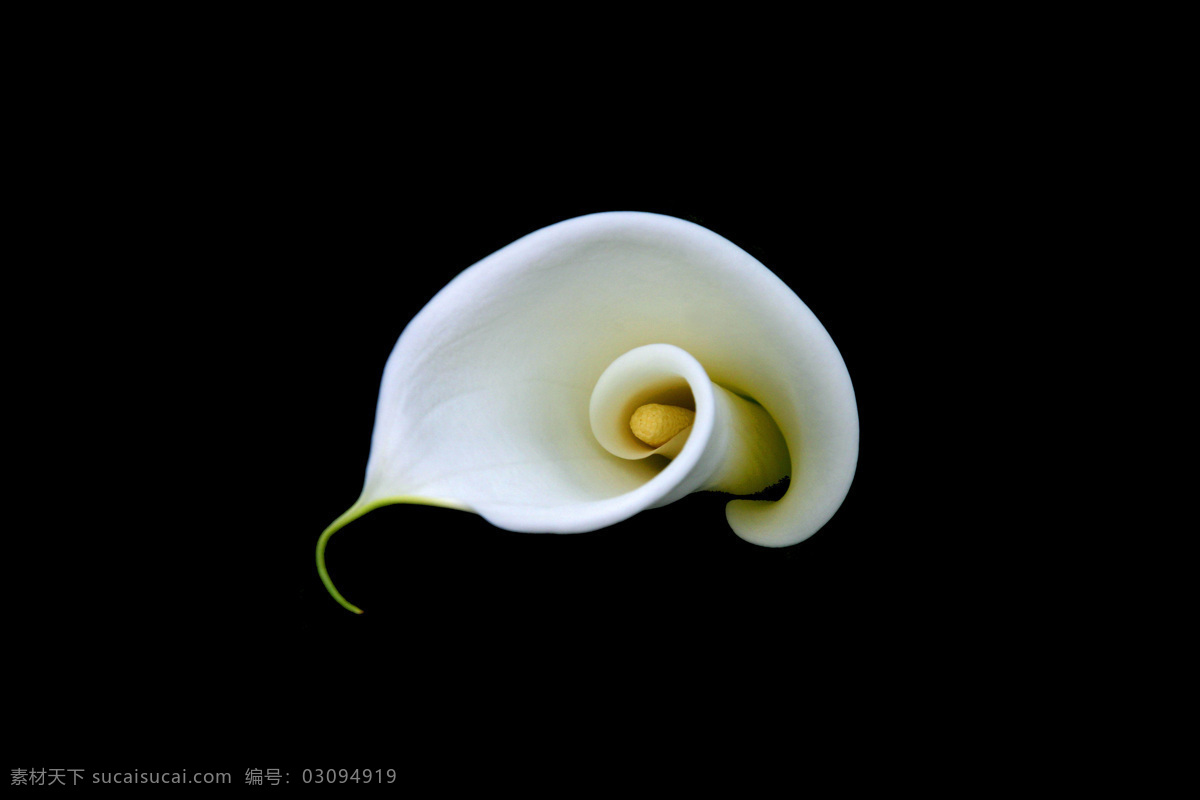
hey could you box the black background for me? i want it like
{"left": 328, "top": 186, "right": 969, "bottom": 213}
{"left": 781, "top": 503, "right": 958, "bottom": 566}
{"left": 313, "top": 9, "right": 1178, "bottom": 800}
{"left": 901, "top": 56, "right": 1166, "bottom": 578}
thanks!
{"left": 10, "top": 13, "right": 1139, "bottom": 789}
{"left": 11, "top": 90, "right": 978, "bottom": 780}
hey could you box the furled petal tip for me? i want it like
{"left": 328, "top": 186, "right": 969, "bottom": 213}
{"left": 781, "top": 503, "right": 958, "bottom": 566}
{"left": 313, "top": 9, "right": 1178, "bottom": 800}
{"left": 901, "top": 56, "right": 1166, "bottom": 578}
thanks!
{"left": 317, "top": 211, "right": 859, "bottom": 612}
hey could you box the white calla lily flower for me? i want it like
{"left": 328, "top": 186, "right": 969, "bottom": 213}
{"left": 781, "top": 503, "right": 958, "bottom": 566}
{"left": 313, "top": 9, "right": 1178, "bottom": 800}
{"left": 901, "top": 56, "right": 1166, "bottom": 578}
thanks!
{"left": 318, "top": 211, "right": 859, "bottom": 613}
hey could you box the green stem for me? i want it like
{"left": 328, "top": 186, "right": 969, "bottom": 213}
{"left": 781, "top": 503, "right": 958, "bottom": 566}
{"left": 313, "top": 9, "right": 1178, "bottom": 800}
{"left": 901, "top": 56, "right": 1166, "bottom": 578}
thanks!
{"left": 316, "top": 495, "right": 468, "bottom": 614}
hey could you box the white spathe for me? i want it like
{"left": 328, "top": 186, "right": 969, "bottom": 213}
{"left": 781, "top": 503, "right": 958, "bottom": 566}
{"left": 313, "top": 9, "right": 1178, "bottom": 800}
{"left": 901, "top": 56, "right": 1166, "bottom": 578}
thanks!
{"left": 319, "top": 211, "right": 859, "bottom": 612}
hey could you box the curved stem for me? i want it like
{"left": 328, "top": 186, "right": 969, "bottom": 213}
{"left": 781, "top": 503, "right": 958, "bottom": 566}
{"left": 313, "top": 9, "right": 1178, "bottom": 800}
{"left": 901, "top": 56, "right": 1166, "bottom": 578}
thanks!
{"left": 316, "top": 504, "right": 371, "bottom": 614}
{"left": 316, "top": 495, "right": 469, "bottom": 614}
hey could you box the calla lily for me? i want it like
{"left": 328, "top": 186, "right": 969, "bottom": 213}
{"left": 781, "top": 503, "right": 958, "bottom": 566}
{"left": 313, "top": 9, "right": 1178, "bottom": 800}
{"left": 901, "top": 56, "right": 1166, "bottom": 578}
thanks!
{"left": 317, "top": 211, "right": 859, "bottom": 613}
